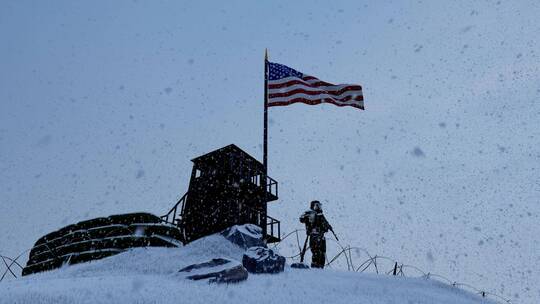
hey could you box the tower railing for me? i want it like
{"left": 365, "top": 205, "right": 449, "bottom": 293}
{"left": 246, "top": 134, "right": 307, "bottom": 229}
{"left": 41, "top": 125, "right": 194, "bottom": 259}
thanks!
{"left": 243, "top": 205, "right": 280, "bottom": 242}
{"left": 265, "top": 214, "right": 280, "bottom": 242}
{"left": 160, "top": 192, "right": 188, "bottom": 225}
{"left": 265, "top": 175, "right": 278, "bottom": 198}
{"left": 249, "top": 174, "right": 278, "bottom": 199}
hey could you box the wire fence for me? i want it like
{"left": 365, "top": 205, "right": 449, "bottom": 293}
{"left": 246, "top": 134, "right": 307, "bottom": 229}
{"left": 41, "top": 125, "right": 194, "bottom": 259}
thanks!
{"left": 272, "top": 229, "right": 512, "bottom": 304}
{"left": 0, "top": 250, "right": 28, "bottom": 283}
{"left": 1, "top": 230, "right": 513, "bottom": 304}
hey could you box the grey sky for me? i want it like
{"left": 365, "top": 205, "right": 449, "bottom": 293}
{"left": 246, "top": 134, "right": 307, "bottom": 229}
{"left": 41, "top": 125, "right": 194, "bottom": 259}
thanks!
{"left": 1, "top": 1, "right": 539, "bottom": 302}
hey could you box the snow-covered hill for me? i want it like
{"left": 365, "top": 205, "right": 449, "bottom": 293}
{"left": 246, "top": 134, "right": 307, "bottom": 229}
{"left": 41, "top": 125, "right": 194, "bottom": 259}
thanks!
{"left": 1, "top": 1, "right": 539, "bottom": 303}
{"left": 0, "top": 234, "right": 495, "bottom": 304}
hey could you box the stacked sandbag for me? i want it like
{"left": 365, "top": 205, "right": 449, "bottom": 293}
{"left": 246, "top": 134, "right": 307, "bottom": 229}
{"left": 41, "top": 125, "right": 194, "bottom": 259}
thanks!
{"left": 23, "top": 212, "right": 183, "bottom": 276}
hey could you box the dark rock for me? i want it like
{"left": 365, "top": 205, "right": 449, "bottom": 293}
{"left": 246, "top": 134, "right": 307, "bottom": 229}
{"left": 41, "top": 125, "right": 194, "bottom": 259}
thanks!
{"left": 221, "top": 224, "right": 266, "bottom": 249}
{"left": 179, "top": 258, "right": 248, "bottom": 284}
{"left": 290, "top": 262, "right": 310, "bottom": 269}
{"left": 179, "top": 258, "right": 231, "bottom": 272}
{"left": 242, "top": 246, "right": 285, "bottom": 274}
{"left": 190, "top": 265, "right": 248, "bottom": 284}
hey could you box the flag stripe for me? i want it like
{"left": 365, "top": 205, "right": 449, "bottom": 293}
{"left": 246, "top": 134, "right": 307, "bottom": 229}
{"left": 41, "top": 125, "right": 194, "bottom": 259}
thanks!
{"left": 302, "top": 77, "right": 334, "bottom": 87}
{"left": 269, "top": 86, "right": 363, "bottom": 98}
{"left": 268, "top": 83, "right": 356, "bottom": 94}
{"left": 268, "top": 77, "right": 310, "bottom": 87}
{"left": 268, "top": 77, "right": 344, "bottom": 89}
{"left": 268, "top": 97, "right": 365, "bottom": 110}
{"left": 269, "top": 93, "right": 364, "bottom": 104}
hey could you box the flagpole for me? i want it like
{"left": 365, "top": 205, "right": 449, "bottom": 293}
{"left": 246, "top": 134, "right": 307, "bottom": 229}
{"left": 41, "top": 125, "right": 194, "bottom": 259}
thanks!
{"left": 264, "top": 49, "right": 268, "bottom": 175}
{"left": 263, "top": 49, "right": 268, "bottom": 239}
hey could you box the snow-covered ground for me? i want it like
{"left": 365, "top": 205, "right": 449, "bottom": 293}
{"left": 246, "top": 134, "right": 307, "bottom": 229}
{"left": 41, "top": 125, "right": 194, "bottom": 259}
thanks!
{"left": 0, "top": 234, "right": 495, "bottom": 304}
{"left": 1, "top": 1, "right": 539, "bottom": 303}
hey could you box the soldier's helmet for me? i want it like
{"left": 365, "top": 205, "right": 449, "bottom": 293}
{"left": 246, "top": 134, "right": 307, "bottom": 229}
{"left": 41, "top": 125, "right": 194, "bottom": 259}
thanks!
{"left": 310, "top": 200, "right": 322, "bottom": 211}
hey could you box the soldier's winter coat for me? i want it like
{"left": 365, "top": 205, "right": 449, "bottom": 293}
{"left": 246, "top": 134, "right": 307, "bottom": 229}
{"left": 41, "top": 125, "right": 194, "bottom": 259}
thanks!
{"left": 299, "top": 209, "right": 333, "bottom": 268}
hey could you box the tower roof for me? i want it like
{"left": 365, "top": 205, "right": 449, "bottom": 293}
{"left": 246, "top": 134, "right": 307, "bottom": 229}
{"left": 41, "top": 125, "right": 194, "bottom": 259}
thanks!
{"left": 191, "top": 144, "right": 264, "bottom": 172}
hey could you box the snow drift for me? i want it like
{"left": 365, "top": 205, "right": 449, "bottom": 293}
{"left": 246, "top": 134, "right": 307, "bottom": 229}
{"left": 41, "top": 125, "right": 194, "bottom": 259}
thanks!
{"left": 0, "top": 230, "right": 495, "bottom": 304}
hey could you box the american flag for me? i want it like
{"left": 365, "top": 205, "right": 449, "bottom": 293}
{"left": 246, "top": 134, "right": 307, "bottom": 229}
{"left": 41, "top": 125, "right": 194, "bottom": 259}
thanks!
{"left": 267, "top": 62, "right": 364, "bottom": 110}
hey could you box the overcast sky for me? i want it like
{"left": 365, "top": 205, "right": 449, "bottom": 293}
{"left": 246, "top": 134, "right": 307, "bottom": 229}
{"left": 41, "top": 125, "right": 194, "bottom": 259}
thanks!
{"left": 1, "top": 1, "right": 539, "bottom": 303}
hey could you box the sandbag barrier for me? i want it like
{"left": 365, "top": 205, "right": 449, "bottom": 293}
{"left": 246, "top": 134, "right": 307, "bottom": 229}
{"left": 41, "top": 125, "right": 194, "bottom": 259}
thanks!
{"left": 22, "top": 213, "right": 183, "bottom": 276}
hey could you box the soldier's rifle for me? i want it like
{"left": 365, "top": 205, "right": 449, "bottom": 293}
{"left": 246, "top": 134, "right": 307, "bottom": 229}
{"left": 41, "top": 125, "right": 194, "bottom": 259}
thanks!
{"left": 329, "top": 227, "right": 339, "bottom": 241}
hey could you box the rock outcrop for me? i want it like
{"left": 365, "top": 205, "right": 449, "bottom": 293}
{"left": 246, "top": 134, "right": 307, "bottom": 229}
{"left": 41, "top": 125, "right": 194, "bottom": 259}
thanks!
{"left": 242, "top": 246, "right": 285, "bottom": 274}
{"left": 179, "top": 258, "right": 248, "bottom": 283}
{"left": 220, "top": 224, "right": 266, "bottom": 249}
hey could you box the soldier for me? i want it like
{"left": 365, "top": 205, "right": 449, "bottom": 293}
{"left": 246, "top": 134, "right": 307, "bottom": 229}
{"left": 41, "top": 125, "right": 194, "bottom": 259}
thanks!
{"left": 299, "top": 200, "right": 333, "bottom": 268}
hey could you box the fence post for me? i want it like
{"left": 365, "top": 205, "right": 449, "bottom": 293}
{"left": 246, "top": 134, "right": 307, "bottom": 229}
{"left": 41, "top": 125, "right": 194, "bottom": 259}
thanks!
{"left": 393, "top": 262, "right": 398, "bottom": 275}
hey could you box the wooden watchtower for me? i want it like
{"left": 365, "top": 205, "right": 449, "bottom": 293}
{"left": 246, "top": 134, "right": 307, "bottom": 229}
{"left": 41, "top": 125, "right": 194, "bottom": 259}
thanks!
{"left": 161, "top": 144, "right": 280, "bottom": 244}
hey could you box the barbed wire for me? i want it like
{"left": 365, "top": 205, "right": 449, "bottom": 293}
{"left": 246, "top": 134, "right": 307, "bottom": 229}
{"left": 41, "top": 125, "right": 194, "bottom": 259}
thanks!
{"left": 273, "top": 229, "right": 512, "bottom": 304}
{"left": 1, "top": 229, "right": 515, "bottom": 304}
{"left": 0, "top": 250, "right": 28, "bottom": 282}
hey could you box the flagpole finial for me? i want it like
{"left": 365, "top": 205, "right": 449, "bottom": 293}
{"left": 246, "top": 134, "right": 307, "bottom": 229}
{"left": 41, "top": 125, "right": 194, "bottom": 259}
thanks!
{"left": 265, "top": 49, "right": 268, "bottom": 61}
